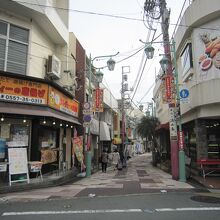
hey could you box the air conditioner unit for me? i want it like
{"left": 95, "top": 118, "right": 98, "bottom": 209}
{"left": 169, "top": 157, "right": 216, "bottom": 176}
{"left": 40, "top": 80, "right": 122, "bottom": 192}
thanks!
{"left": 47, "top": 55, "right": 61, "bottom": 80}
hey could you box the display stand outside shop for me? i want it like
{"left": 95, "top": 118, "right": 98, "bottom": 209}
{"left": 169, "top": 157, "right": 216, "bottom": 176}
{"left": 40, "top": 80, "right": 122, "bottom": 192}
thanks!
{"left": 8, "top": 147, "right": 29, "bottom": 186}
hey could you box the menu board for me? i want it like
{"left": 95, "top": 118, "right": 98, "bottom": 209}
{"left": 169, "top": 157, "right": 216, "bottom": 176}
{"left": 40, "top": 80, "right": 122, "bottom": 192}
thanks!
{"left": 8, "top": 147, "right": 29, "bottom": 185}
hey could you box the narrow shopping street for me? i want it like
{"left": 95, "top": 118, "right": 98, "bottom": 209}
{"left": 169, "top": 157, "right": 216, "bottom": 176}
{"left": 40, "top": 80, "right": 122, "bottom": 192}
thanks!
{"left": 0, "top": 153, "right": 195, "bottom": 203}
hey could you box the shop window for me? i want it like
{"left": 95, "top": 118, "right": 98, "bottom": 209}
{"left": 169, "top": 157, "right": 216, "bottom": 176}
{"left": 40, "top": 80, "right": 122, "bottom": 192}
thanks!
{"left": 0, "top": 20, "right": 29, "bottom": 75}
{"left": 0, "top": 119, "right": 31, "bottom": 162}
{"left": 181, "top": 43, "right": 193, "bottom": 77}
{"left": 38, "top": 127, "right": 58, "bottom": 165}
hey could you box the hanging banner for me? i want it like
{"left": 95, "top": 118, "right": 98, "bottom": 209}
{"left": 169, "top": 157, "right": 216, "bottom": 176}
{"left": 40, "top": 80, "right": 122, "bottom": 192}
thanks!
{"left": 162, "top": 76, "right": 176, "bottom": 104}
{"left": 165, "top": 75, "right": 172, "bottom": 99}
{"left": 72, "top": 136, "right": 84, "bottom": 163}
{"left": 92, "top": 88, "right": 104, "bottom": 112}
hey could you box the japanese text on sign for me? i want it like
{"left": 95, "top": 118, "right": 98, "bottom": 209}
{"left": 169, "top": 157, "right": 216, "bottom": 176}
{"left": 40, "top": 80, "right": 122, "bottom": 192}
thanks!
{"left": 0, "top": 76, "right": 48, "bottom": 104}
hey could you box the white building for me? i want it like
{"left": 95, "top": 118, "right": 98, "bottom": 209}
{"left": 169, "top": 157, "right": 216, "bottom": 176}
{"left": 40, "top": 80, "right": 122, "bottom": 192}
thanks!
{"left": 0, "top": 0, "right": 80, "bottom": 178}
{"left": 154, "top": 0, "right": 220, "bottom": 174}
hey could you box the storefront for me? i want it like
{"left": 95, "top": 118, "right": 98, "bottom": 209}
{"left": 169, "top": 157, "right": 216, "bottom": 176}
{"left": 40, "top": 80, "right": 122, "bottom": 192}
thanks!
{"left": 183, "top": 119, "right": 220, "bottom": 174}
{"left": 0, "top": 72, "right": 80, "bottom": 185}
{"left": 100, "top": 121, "right": 111, "bottom": 152}
{"left": 90, "top": 118, "right": 99, "bottom": 169}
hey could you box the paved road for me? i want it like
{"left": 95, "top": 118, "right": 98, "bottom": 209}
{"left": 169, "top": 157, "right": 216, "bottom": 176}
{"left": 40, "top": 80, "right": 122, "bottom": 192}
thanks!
{"left": 1, "top": 192, "right": 220, "bottom": 220}
{"left": 0, "top": 153, "right": 195, "bottom": 203}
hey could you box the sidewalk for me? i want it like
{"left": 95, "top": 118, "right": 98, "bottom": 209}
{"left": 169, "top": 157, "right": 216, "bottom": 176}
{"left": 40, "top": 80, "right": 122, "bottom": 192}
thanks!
{"left": 0, "top": 153, "right": 196, "bottom": 203}
{"left": 0, "top": 153, "right": 219, "bottom": 200}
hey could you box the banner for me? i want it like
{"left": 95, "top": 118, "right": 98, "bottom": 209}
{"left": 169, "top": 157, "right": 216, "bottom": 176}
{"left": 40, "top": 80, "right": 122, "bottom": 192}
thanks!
{"left": 92, "top": 88, "right": 103, "bottom": 112}
{"left": 72, "top": 136, "right": 83, "bottom": 163}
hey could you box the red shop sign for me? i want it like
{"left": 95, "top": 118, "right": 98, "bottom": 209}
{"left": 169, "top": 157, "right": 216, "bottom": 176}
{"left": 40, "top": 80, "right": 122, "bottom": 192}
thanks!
{"left": 178, "top": 131, "right": 184, "bottom": 150}
{"left": 165, "top": 75, "right": 172, "bottom": 99}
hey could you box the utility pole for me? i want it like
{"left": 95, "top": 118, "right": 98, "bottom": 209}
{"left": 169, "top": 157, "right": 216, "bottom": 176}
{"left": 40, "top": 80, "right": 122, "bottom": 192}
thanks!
{"left": 159, "top": 0, "right": 179, "bottom": 180}
{"left": 144, "top": 0, "right": 185, "bottom": 181}
{"left": 121, "top": 66, "right": 130, "bottom": 155}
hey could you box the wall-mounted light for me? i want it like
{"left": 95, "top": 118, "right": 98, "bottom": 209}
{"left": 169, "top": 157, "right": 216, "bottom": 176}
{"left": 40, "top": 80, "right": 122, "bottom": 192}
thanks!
{"left": 71, "top": 125, "right": 73, "bottom": 128}
{"left": 66, "top": 124, "right": 69, "bottom": 127}
{"left": 23, "top": 119, "right": 27, "bottom": 123}
{"left": 60, "top": 123, "right": 63, "bottom": 127}
{"left": 43, "top": 117, "right": 46, "bottom": 124}
{"left": 52, "top": 121, "right": 56, "bottom": 125}
{"left": 1, "top": 116, "right": 4, "bottom": 122}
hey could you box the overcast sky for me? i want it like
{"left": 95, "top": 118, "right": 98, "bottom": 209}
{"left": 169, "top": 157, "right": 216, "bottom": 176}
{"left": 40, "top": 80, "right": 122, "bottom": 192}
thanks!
{"left": 69, "top": 0, "right": 187, "bottom": 111}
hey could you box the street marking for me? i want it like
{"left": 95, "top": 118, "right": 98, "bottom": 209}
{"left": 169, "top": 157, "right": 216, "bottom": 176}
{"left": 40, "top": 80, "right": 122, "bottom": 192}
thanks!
{"left": 156, "top": 207, "right": 220, "bottom": 212}
{"left": 2, "top": 209, "right": 142, "bottom": 216}
{"left": 3, "top": 207, "right": 220, "bottom": 216}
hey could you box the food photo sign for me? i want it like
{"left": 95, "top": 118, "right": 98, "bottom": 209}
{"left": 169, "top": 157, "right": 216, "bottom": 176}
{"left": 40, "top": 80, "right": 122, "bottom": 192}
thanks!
{"left": 194, "top": 20, "right": 220, "bottom": 82}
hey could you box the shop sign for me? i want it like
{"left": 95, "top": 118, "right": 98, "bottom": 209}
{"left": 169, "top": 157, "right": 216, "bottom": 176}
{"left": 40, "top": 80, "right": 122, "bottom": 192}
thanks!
{"left": 169, "top": 107, "right": 177, "bottom": 138}
{"left": 178, "top": 131, "right": 184, "bottom": 150}
{"left": 165, "top": 75, "right": 172, "bottom": 100}
{"left": 92, "top": 88, "right": 103, "bottom": 112}
{"left": 0, "top": 76, "right": 48, "bottom": 104}
{"left": 48, "top": 86, "right": 79, "bottom": 117}
{"left": 162, "top": 77, "right": 176, "bottom": 104}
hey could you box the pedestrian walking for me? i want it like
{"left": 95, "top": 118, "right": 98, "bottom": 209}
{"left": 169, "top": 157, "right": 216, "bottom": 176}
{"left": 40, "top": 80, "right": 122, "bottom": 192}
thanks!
{"left": 101, "top": 149, "right": 108, "bottom": 172}
{"left": 112, "top": 149, "right": 120, "bottom": 170}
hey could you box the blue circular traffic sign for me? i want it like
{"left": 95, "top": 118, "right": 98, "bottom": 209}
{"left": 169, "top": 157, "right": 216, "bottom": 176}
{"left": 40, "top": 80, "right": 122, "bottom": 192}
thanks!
{"left": 83, "top": 115, "right": 92, "bottom": 122}
{"left": 180, "top": 89, "right": 189, "bottom": 99}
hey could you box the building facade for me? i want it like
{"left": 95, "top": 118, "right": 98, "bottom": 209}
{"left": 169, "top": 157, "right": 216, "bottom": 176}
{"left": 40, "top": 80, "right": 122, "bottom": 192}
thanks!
{"left": 154, "top": 0, "right": 220, "bottom": 175}
{"left": 0, "top": 0, "right": 81, "bottom": 184}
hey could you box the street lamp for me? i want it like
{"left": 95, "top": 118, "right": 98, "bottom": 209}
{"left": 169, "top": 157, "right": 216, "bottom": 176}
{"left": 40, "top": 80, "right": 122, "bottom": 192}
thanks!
{"left": 159, "top": 56, "right": 169, "bottom": 72}
{"left": 107, "top": 58, "right": 116, "bottom": 71}
{"left": 144, "top": 44, "right": 155, "bottom": 59}
{"left": 144, "top": 40, "right": 186, "bottom": 182}
{"left": 95, "top": 69, "right": 104, "bottom": 83}
{"left": 86, "top": 52, "right": 119, "bottom": 177}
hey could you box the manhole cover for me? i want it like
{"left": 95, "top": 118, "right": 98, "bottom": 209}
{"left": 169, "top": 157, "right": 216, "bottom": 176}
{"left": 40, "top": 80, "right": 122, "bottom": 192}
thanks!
{"left": 191, "top": 195, "right": 220, "bottom": 204}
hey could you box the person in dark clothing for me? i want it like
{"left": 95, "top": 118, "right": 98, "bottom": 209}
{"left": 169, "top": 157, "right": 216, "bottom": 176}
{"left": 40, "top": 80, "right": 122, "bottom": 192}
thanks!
{"left": 101, "top": 149, "right": 108, "bottom": 172}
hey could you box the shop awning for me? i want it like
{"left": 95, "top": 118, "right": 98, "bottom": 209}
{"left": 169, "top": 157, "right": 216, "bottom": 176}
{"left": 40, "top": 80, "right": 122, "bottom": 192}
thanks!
{"left": 0, "top": 102, "right": 81, "bottom": 125}
{"left": 90, "top": 118, "right": 99, "bottom": 135}
{"left": 100, "top": 121, "right": 111, "bottom": 141}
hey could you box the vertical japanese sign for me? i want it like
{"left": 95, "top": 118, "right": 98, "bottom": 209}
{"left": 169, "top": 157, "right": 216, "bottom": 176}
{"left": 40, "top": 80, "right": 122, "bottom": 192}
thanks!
{"left": 165, "top": 75, "right": 172, "bottom": 100}
{"left": 169, "top": 107, "right": 177, "bottom": 139}
{"left": 178, "top": 131, "right": 184, "bottom": 150}
{"left": 162, "top": 76, "right": 176, "bottom": 104}
{"left": 92, "top": 88, "right": 103, "bottom": 112}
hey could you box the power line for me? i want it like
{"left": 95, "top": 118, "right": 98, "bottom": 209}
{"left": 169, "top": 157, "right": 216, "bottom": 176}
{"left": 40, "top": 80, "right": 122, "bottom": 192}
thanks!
{"left": 12, "top": 0, "right": 220, "bottom": 32}
{"left": 171, "top": 0, "right": 188, "bottom": 39}
{"left": 138, "top": 82, "right": 155, "bottom": 103}
{"left": 131, "top": 57, "right": 148, "bottom": 102}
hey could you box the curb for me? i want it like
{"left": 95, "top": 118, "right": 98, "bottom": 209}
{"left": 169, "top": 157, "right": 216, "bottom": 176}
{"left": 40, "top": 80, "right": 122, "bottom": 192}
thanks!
{"left": 0, "top": 170, "right": 81, "bottom": 194}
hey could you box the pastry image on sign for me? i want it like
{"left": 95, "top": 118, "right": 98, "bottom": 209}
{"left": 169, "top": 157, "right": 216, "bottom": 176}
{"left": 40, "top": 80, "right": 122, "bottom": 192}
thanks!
{"left": 200, "top": 58, "right": 212, "bottom": 70}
